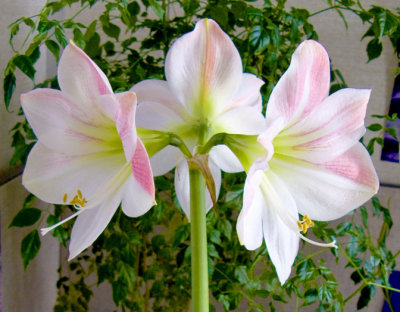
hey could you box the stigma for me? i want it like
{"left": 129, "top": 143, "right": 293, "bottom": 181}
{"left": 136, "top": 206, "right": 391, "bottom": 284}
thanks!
{"left": 296, "top": 215, "right": 337, "bottom": 249}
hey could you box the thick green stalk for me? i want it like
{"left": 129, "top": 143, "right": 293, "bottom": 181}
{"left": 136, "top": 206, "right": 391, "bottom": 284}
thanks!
{"left": 190, "top": 168, "right": 209, "bottom": 312}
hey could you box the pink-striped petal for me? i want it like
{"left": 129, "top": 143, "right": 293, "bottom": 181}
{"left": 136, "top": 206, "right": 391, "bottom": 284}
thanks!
{"left": 165, "top": 19, "right": 242, "bottom": 116}
{"left": 270, "top": 143, "right": 379, "bottom": 221}
{"left": 276, "top": 88, "right": 371, "bottom": 163}
{"left": 266, "top": 40, "right": 330, "bottom": 127}
{"left": 131, "top": 138, "right": 155, "bottom": 200}
{"left": 115, "top": 92, "right": 138, "bottom": 161}
{"left": 58, "top": 43, "right": 112, "bottom": 121}
{"left": 21, "top": 89, "right": 118, "bottom": 155}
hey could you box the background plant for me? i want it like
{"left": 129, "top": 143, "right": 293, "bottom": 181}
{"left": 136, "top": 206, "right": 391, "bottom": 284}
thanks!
{"left": 4, "top": 0, "right": 400, "bottom": 311}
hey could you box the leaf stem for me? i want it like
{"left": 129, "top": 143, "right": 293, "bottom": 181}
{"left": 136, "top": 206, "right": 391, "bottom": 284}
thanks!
{"left": 190, "top": 168, "right": 209, "bottom": 311}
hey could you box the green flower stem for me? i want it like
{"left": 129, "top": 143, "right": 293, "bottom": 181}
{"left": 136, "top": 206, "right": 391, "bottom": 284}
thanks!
{"left": 189, "top": 167, "right": 209, "bottom": 312}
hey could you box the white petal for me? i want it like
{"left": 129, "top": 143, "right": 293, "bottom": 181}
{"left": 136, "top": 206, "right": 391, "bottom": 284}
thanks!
{"left": 165, "top": 19, "right": 242, "bottom": 116}
{"left": 259, "top": 170, "right": 300, "bottom": 285}
{"left": 121, "top": 174, "right": 155, "bottom": 218}
{"left": 58, "top": 42, "right": 112, "bottom": 123}
{"left": 276, "top": 88, "right": 371, "bottom": 163}
{"left": 22, "top": 142, "right": 126, "bottom": 204}
{"left": 174, "top": 157, "right": 221, "bottom": 219}
{"left": 174, "top": 159, "right": 191, "bottom": 218}
{"left": 209, "top": 145, "right": 244, "bottom": 173}
{"left": 212, "top": 106, "right": 266, "bottom": 135}
{"left": 223, "top": 73, "right": 264, "bottom": 113}
{"left": 21, "top": 89, "right": 119, "bottom": 156}
{"left": 68, "top": 192, "right": 121, "bottom": 260}
{"left": 236, "top": 186, "right": 264, "bottom": 250}
{"left": 266, "top": 40, "right": 330, "bottom": 127}
{"left": 262, "top": 203, "right": 299, "bottom": 285}
{"left": 205, "top": 157, "right": 221, "bottom": 214}
{"left": 136, "top": 100, "right": 185, "bottom": 131}
{"left": 270, "top": 143, "right": 379, "bottom": 221}
{"left": 132, "top": 79, "right": 185, "bottom": 115}
{"left": 150, "top": 145, "right": 182, "bottom": 176}
{"left": 236, "top": 160, "right": 266, "bottom": 250}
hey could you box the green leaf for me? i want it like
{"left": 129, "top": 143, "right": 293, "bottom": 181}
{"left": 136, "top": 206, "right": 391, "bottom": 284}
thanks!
{"left": 218, "top": 219, "right": 232, "bottom": 239}
{"left": 385, "top": 127, "right": 398, "bottom": 140}
{"left": 22, "top": 17, "right": 35, "bottom": 28}
{"left": 350, "top": 270, "right": 362, "bottom": 284}
{"left": 84, "top": 20, "right": 97, "bottom": 41}
{"left": 234, "top": 266, "right": 249, "bottom": 284}
{"left": 23, "top": 193, "right": 37, "bottom": 208}
{"left": 173, "top": 224, "right": 190, "bottom": 246}
{"left": 28, "top": 47, "right": 40, "bottom": 64}
{"left": 55, "top": 27, "right": 68, "bottom": 47}
{"left": 73, "top": 27, "right": 86, "bottom": 48}
{"left": 103, "top": 22, "right": 120, "bottom": 40}
{"left": 45, "top": 39, "right": 60, "bottom": 61}
{"left": 357, "top": 285, "right": 375, "bottom": 309}
{"left": 128, "top": 1, "right": 140, "bottom": 16}
{"left": 366, "top": 39, "right": 382, "bottom": 61}
{"left": 9, "top": 208, "right": 42, "bottom": 228}
{"left": 148, "top": 0, "right": 164, "bottom": 19}
{"left": 360, "top": 206, "right": 368, "bottom": 228}
{"left": 13, "top": 55, "right": 36, "bottom": 80}
{"left": 4, "top": 72, "right": 16, "bottom": 110}
{"left": 208, "top": 244, "right": 219, "bottom": 258}
{"left": 366, "top": 123, "right": 382, "bottom": 131}
{"left": 303, "top": 288, "right": 318, "bottom": 305}
{"left": 112, "top": 279, "right": 128, "bottom": 305}
{"left": 209, "top": 229, "right": 221, "bottom": 245}
{"left": 21, "top": 229, "right": 41, "bottom": 269}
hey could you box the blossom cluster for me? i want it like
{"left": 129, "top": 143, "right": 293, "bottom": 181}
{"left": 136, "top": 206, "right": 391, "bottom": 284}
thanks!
{"left": 21, "top": 19, "right": 378, "bottom": 284}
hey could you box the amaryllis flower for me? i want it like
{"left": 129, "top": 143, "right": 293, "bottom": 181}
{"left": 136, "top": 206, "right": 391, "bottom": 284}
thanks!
{"left": 236, "top": 40, "right": 379, "bottom": 284}
{"left": 21, "top": 42, "right": 155, "bottom": 260}
{"left": 132, "top": 19, "right": 265, "bottom": 218}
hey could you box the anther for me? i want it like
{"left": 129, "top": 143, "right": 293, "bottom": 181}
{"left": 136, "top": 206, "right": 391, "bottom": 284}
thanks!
{"left": 297, "top": 215, "right": 315, "bottom": 234}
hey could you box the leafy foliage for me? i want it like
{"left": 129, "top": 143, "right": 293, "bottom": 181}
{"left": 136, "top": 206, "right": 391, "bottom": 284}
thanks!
{"left": 4, "top": 0, "right": 400, "bottom": 311}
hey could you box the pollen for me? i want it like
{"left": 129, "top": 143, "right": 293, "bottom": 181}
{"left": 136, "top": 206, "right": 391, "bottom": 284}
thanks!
{"left": 64, "top": 189, "right": 86, "bottom": 208}
{"left": 297, "top": 215, "right": 314, "bottom": 234}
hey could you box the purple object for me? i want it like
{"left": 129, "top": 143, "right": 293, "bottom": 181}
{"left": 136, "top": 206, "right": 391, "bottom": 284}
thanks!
{"left": 381, "top": 65, "right": 400, "bottom": 163}
{"left": 382, "top": 270, "right": 400, "bottom": 311}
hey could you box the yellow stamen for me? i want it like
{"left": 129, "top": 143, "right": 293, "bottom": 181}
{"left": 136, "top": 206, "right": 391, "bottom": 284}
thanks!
{"left": 63, "top": 193, "right": 68, "bottom": 203}
{"left": 64, "top": 190, "right": 86, "bottom": 208}
{"left": 297, "top": 215, "right": 314, "bottom": 234}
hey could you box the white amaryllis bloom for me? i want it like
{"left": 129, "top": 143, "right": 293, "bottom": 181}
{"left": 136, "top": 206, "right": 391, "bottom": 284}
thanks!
{"left": 237, "top": 40, "right": 379, "bottom": 284}
{"left": 21, "top": 42, "right": 155, "bottom": 260}
{"left": 132, "top": 19, "right": 265, "bottom": 218}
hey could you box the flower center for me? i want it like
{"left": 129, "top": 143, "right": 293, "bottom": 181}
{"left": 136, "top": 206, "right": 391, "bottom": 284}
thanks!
{"left": 297, "top": 215, "right": 314, "bottom": 234}
{"left": 63, "top": 189, "right": 86, "bottom": 208}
